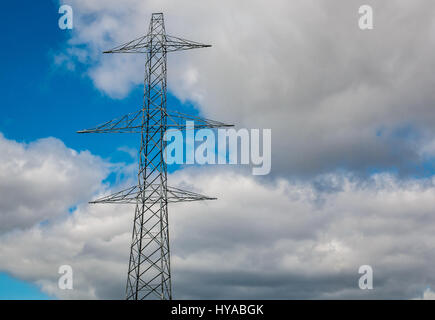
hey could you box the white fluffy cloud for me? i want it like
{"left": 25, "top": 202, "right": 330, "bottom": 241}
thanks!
{"left": 59, "top": 0, "right": 435, "bottom": 175}
{"left": 1, "top": 134, "right": 435, "bottom": 299}
{"left": 0, "top": 133, "right": 108, "bottom": 233}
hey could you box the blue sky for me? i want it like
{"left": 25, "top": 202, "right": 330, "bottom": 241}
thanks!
{"left": 0, "top": 273, "right": 50, "bottom": 300}
{"left": 0, "top": 0, "right": 202, "bottom": 299}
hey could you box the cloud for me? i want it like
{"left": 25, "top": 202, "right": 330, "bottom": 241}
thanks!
{"left": 0, "top": 133, "right": 108, "bottom": 233}
{"left": 1, "top": 134, "right": 435, "bottom": 299}
{"left": 413, "top": 288, "right": 435, "bottom": 300}
{"left": 58, "top": 0, "right": 435, "bottom": 176}
{"left": 169, "top": 169, "right": 435, "bottom": 299}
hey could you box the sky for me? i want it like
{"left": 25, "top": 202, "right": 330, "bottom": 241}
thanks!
{"left": 2, "top": 0, "right": 435, "bottom": 299}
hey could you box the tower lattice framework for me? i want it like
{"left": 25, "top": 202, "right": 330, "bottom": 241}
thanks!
{"left": 78, "top": 13, "right": 232, "bottom": 300}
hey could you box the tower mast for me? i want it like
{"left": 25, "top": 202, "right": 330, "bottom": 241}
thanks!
{"left": 78, "top": 13, "right": 232, "bottom": 300}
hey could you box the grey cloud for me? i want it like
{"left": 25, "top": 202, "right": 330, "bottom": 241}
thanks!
{"left": 2, "top": 154, "right": 435, "bottom": 299}
{"left": 59, "top": 0, "right": 435, "bottom": 176}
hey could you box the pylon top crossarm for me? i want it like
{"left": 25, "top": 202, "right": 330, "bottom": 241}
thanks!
{"left": 103, "top": 34, "right": 211, "bottom": 54}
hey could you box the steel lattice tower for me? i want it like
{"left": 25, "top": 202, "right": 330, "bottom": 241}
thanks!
{"left": 77, "top": 13, "right": 232, "bottom": 300}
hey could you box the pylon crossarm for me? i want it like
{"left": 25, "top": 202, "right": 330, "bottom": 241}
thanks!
{"left": 165, "top": 108, "right": 233, "bottom": 130}
{"left": 89, "top": 184, "right": 217, "bottom": 204}
{"left": 103, "top": 34, "right": 151, "bottom": 54}
{"left": 103, "top": 33, "right": 210, "bottom": 54}
{"left": 77, "top": 107, "right": 233, "bottom": 134}
{"left": 77, "top": 109, "right": 143, "bottom": 133}
{"left": 164, "top": 34, "right": 211, "bottom": 52}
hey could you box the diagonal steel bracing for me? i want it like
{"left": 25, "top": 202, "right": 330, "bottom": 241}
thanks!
{"left": 90, "top": 185, "right": 217, "bottom": 205}
{"left": 77, "top": 12, "right": 232, "bottom": 300}
{"left": 77, "top": 107, "right": 232, "bottom": 134}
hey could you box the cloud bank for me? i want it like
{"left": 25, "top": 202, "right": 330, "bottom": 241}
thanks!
{"left": 0, "top": 133, "right": 107, "bottom": 233}
{"left": 1, "top": 135, "right": 435, "bottom": 299}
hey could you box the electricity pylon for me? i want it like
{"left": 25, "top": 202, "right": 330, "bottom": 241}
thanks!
{"left": 77, "top": 13, "right": 232, "bottom": 300}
